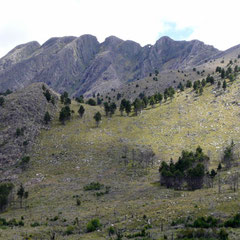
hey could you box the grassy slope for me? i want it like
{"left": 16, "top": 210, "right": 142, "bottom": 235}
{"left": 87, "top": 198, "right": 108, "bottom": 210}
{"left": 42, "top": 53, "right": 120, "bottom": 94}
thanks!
{"left": 1, "top": 77, "right": 240, "bottom": 239}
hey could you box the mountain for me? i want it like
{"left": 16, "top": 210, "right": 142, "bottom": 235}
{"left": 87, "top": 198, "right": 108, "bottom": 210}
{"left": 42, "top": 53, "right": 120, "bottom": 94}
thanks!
{"left": 0, "top": 35, "right": 221, "bottom": 97}
{"left": 0, "top": 83, "right": 58, "bottom": 179}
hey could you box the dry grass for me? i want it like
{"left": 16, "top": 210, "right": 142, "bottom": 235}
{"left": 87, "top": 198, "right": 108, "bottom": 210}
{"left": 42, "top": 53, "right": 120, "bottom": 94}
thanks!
{"left": 1, "top": 76, "right": 240, "bottom": 239}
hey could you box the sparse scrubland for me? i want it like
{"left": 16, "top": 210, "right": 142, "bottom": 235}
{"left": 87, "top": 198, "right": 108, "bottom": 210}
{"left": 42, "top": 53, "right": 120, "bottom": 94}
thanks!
{"left": 2, "top": 61, "right": 240, "bottom": 239}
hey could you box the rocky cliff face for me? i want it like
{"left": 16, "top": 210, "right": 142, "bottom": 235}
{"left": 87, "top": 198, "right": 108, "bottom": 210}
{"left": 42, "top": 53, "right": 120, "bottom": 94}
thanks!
{"left": 0, "top": 83, "right": 58, "bottom": 179}
{"left": 0, "top": 35, "right": 221, "bottom": 97}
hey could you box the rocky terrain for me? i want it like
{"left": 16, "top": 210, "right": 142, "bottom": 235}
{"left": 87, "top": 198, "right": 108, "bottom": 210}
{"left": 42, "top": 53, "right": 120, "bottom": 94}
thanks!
{"left": 0, "top": 83, "right": 58, "bottom": 179}
{"left": 0, "top": 35, "right": 220, "bottom": 97}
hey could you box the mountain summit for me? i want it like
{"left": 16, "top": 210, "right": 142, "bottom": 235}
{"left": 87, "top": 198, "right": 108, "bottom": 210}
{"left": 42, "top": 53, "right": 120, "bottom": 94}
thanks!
{"left": 0, "top": 35, "right": 221, "bottom": 96}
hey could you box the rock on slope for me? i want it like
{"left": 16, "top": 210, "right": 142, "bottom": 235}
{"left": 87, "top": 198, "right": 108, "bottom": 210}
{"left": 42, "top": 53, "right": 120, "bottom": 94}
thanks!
{"left": 0, "top": 35, "right": 220, "bottom": 97}
{"left": 0, "top": 83, "right": 58, "bottom": 178}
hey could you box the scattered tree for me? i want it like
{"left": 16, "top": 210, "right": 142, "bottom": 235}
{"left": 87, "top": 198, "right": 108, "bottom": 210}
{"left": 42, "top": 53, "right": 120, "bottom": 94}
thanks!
{"left": 222, "top": 80, "right": 227, "bottom": 91}
{"left": 44, "top": 111, "right": 51, "bottom": 124}
{"left": 0, "top": 97, "right": 5, "bottom": 106}
{"left": 59, "top": 106, "right": 71, "bottom": 124}
{"left": 78, "top": 105, "right": 85, "bottom": 118}
{"left": 94, "top": 112, "right": 101, "bottom": 127}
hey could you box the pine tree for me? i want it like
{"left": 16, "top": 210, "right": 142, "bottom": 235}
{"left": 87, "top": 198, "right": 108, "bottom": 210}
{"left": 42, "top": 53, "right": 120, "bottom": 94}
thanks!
{"left": 59, "top": 106, "right": 71, "bottom": 124}
{"left": 44, "top": 111, "right": 51, "bottom": 124}
{"left": 94, "top": 112, "right": 102, "bottom": 127}
{"left": 119, "top": 103, "right": 125, "bottom": 116}
{"left": 221, "top": 69, "right": 225, "bottom": 79}
{"left": 17, "top": 184, "right": 25, "bottom": 208}
{"left": 186, "top": 80, "right": 192, "bottom": 88}
{"left": 133, "top": 98, "right": 142, "bottom": 115}
{"left": 222, "top": 80, "right": 227, "bottom": 91}
{"left": 0, "top": 97, "right": 4, "bottom": 106}
{"left": 104, "top": 102, "right": 110, "bottom": 116}
{"left": 125, "top": 101, "right": 131, "bottom": 116}
{"left": 44, "top": 90, "right": 52, "bottom": 102}
{"left": 149, "top": 96, "right": 155, "bottom": 108}
{"left": 109, "top": 103, "right": 117, "bottom": 117}
{"left": 78, "top": 105, "right": 85, "bottom": 118}
{"left": 142, "top": 96, "right": 149, "bottom": 108}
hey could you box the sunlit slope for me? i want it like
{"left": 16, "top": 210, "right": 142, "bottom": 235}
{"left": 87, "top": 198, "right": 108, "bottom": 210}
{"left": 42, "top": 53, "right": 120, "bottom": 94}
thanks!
{"left": 1, "top": 77, "right": 240, "bottom": 239}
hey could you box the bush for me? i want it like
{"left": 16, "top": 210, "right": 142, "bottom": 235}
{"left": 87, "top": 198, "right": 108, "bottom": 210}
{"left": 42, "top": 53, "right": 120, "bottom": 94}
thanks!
{"left": 224, "top": 213, "right": 240, "bottom": 228}
{"left": 43, "top": 90, "right": 51, "bottom": 102}
{"left": 87, "top": 218, "right": 101, "bottom": 232}
{"left": 65, "top": 225, "right": 74, "bottom": 235}
{"left": 0, "top": 183, "right": 14, "bottom": 211}
{"left": 108, "top": 226, "right": 115, "bottom": 235}
{"left": 76, "top": 198, "right": 81, "bottom": 206}
{"left": 84, "top": 182, "right": 104, "bottom": 191}
{"left": 30, "top": 222, "right": 40, "bottom": 227}
{"left": 86, "top": 98, "right": 96, "bottom": 106}
{"left": 16, "top": 127, "right": 24, "bottom": 137}
{"left": 0, "top": 97, "right": 5, "bottom": 106}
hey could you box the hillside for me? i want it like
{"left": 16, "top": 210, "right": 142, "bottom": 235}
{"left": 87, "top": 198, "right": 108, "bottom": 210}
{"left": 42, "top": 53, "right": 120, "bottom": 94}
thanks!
{"left": 0, "top": 83, "right": 58, "bottom": 180}
{"left": 98, "top": 51, "right": 240, "bottom": 104}
{"left": 1, "top": 73, "right": 240, "bottom": 239}
{"left": 0, "top": 35, "right": 220, "bottom": 97}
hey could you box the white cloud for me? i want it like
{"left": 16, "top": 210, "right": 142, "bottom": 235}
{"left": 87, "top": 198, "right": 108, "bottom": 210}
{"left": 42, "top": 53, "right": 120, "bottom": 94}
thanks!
{"left": 0, "top": 0, "right": 239, "bottom": 57}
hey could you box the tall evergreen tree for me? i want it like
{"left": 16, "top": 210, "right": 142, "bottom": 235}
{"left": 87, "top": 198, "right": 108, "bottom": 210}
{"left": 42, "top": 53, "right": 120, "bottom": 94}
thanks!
{"left": 119, "top": 103, "right": 125, "bottom": 116}
{"left": 149, "top": 96, "right": 155, "bottom": 108}
{"left": 17, "top": 184, "right": 25, "bottom": 208}
{"left": 0, "top": 97, "right": 5, "bottom": 106}
{"left": 94, "top": 112, "right": 102, "bottom": 127}
{"left": 44, "top": 111, "right": 51, "bottom": 124}
{"left": 221, "top": 69, "right": 225, "bottom": 79}
{"left": 109, "top": 102, "right": 117, "bottom": 117}
{"left": 78, "top": 105, "right": 85, "bottom": 118}
{"left": 125, "top": 101, "right": 131, "bottom": 116}
{"left": 104, "top": 102, "right": 110, "bottom": 116}
{"left": 223, "top": 80, "right": 227, "bottom": 91}
{"left": 133, "top": 98, "right": 142, "bottom": 115}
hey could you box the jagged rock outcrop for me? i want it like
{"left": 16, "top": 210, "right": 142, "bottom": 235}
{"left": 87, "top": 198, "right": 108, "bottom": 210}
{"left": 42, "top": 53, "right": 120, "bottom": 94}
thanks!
{"left": 0, "top": 35, "right": 221, "bottom": 97}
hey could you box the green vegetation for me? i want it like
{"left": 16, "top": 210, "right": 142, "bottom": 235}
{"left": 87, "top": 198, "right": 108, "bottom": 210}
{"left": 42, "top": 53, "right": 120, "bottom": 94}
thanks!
{"left": 83, "top": 182, "right": 104, "bottom": 191}
{"left": 16, "top": 127, "right": 24, "bottom": 137}
{"left": 87, "top": 98, "right": 96, "bottom": 106}
{"left": 159, "top": 147, "right": 209, "bottom": 190}
{"left": 59, "top": 106, "right": 71, "bottom": 124}
{"left": 0, "top": 183, "right": 14, "bottom": 212}
{"left": 78, "top": 105, "right": 85, "bottom": 118}
{"left": 44, "top": 111, "right": 51, "bottom": 124}
{"left": 86, "top": 218, "right": 101, "bottom": 232}
{"left": 94, "top": 111, "right": 101, "bottom": 127}
{"left": 1, "top": 70, "right": 240, "bottom": 238}
{"left": 0, "top": 96, "right": 5, "bottom": 106}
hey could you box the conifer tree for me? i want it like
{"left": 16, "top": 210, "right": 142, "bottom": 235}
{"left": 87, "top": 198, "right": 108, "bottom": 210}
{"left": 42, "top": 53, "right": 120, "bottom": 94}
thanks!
{"left": 223, "top": 80, "right": 227, "bottom": 91}
{"left": 125, "top": 101, "right": 131, "bottom": 116}
{"left": 44, "top": 111, "right": 51, "bottom": 124}
{"left": 78, "top": 105, "right": 85, "bottom": 118}
{"left": 94, "top": 112, "right": 102, "bottom": 127}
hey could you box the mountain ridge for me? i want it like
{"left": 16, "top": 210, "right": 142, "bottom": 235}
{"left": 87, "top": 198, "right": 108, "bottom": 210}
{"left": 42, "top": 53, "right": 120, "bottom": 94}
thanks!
{"left": 0, "top": 35, "right": 225, "bottom": 97}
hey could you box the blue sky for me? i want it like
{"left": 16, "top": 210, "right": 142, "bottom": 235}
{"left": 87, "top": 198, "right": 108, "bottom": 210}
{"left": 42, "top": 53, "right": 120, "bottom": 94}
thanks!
{"left": 158, "top": 22, "right": 194, "bottom": 41}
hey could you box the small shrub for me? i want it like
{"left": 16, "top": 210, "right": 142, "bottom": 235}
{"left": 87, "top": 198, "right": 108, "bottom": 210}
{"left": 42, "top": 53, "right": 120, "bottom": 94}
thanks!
{"left": 50, "top": 216, "right": 59, "bottom": 221}
{"left": 76, "top": 198, "right": 81, "bottom": 206}
{"left": 30, "top": 222, "right": 40, "bottom": 227}
{"left": 16, "top": 127, "right": 24, "bottom": 137}
{"left": 0, "top": 97, "right": 5, "bottom": 106}
{"left": 87, "top": 218, "right": 101, "bottom": 232}
{"left": 108, "top": 226, "right": 115, "bottom": 235}
{"left": 84, "top": 182, "right": 104, "bottom": 191}
{"left": 65, "top": 225, "right": 74, "bottom": 235}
